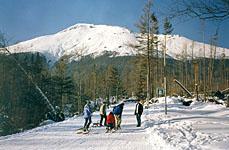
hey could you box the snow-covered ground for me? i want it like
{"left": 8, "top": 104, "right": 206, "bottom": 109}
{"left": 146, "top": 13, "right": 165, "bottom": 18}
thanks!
{"left": 145, "top": 97, "right": 229, "bottom": 150}
{"left": 0, "top": 103, "right": 151, "bottom": 150}
{"left": 0, "top": 97, "right": 228, "bottom": 150}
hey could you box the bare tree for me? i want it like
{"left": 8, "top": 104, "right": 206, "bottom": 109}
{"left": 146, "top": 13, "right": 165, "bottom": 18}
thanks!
{"left": 170, "top": 0, "right": 229, "bottom": 21}
{"left": 0, "top": 31, "right": 7, "bottom": 48}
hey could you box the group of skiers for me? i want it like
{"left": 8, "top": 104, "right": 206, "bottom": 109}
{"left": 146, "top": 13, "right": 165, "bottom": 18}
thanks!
{"left": 82, "top": 97, "right": 144, "bottom": 132}
{"left": 105, "top": 102, "right": 125, "bottom": 132}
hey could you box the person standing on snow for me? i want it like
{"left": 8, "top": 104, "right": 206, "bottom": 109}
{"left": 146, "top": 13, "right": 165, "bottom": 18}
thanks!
{"left": 83, "top": 101, "right": 93, "bottom": 131}
{"left": 134, "top": 98, "right": 143, "bottom": 127}
{"left": 99, "top": 102, "right": 107, "bottom": 126}
{"left": 113, "top": 102, "right": 124, "bottom": 130}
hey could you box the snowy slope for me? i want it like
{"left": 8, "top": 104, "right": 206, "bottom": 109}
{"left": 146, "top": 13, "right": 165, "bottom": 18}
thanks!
{"left": 0, "top": 98, "right": 228, "bottom": 150}
{"left": 9, "top": 23, "right": 229, "bottom": 64}
{"left": 156, "top": 34, "right": 229, "bottom": 60}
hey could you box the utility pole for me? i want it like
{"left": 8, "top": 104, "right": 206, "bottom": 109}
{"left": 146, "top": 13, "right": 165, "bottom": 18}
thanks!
{"left": 163, "top": 17, "right": 173, "bottom": 115}
{"left": 164, "top": 35, "right": 167, "bottom": 115}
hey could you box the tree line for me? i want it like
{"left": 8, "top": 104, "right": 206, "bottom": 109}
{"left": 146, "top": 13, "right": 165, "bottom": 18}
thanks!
{"left": 0, "top": 48, "right": 228, "bottom": 136}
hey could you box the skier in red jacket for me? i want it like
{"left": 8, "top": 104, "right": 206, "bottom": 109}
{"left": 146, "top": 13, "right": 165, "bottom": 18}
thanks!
{"left": 106, "top": 111, "right": 115, "bottom": 132}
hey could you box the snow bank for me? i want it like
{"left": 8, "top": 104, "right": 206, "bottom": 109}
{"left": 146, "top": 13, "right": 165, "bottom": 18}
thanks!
{"left": 157, "top": 96, "right": 183, "bottom": 104}
{"left": 144, "top": 97, "right": 229, "bottom": 150}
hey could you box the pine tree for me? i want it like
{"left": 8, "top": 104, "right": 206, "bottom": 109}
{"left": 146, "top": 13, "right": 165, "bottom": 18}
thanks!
{"left": 136, "top": 0, "right": 154, "bottom": 103}
{"left": 135, "top": 57, "right": 147, "bottom": 97}
{"left": 105, "top": 65, "right": 120, "bottom": 103}
{"left": 53, "top": 57, "right": 75, "bottom": 110}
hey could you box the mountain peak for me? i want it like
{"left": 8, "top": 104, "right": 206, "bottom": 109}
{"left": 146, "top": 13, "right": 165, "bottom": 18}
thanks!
{"left": 9, "top": 23, "right": 138, "bottom": 63}
{"left": 9, "top": 23, "right": 229, "bottom": 64}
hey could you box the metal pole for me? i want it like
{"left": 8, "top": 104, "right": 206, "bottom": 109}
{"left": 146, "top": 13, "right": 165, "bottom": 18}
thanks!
{"left": 164, "top": 35, "right": 167, "bottom": 115}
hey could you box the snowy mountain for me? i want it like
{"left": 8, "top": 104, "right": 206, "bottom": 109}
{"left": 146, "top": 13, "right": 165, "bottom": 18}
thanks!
{"left": 9, "top": 23, "right": 229, "bottom": 64}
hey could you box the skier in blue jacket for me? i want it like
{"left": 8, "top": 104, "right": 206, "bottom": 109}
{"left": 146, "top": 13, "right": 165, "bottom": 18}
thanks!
{"left": 113, "top": 102, "right": 124, "bottom": 130}
{"left": 83, "top": 101, "right": 92, "bottom": 131}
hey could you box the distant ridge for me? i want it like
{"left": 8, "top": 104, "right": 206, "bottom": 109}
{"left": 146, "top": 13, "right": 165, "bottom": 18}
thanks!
{"left": 9, "top": 23, "right": 229, "bottom": 64}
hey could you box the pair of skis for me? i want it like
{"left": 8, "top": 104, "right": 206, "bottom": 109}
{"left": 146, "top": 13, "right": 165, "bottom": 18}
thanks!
{"left": 76, "top": 128, "right": 89, "bottom": 134}
{"left": 76, "top": 127, "right": 118, "bottom": 134}
{"left": 105, "top": 129, "right": 116, "bottom": 133}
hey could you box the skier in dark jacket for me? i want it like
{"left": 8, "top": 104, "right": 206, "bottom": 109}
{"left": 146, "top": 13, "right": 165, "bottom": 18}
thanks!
{"left": 134, "top": 99, "right": 143, "bottom": 127}
{"left": 83, "top": 101, "right": 93, "bottom": 131}
{"left": 113, "top": 102, "right": 124, "bottom": 129}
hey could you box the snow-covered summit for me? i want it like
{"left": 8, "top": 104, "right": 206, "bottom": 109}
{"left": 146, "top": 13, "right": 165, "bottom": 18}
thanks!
{"left": 9, "top": 23, "right": 138, "bottom": 63}
{"left": 9, "top": 23, "right": 229, "bottom": 63}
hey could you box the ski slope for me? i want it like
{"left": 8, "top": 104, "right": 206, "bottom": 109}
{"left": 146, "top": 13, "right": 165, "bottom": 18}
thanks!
{"left": 0, "top": 98, "right": 228, "bottom": 150}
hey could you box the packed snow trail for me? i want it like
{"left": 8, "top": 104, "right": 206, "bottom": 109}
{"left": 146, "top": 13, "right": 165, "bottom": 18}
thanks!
{"left": 1, "top": 98, "right": 229, "bottom": 150}
{"left": 0, "top": 103, "right": 152, "bottom": 150}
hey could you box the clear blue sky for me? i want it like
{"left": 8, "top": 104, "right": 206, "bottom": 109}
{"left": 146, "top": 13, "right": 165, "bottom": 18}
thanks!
{"left": 0, "top": 0, "right": 228, "bottom": 48}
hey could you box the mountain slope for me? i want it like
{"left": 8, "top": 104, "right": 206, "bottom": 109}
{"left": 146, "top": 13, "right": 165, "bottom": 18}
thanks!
{"left": 9, "top": 23, "right": 229, "bottom": 63}
{"left": 9, "top": 24, "right": 137, "bottom": 63}
{"left": 157, "top": 34, "right": 228, "bottom": 60}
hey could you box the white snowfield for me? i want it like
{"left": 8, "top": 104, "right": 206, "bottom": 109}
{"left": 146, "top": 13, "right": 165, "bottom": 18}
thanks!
{"left": 9, "top": 23, "right": 229, "bottom": 64}
{"left": 0, "top": 97, "right": 228, "bottom": 150}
